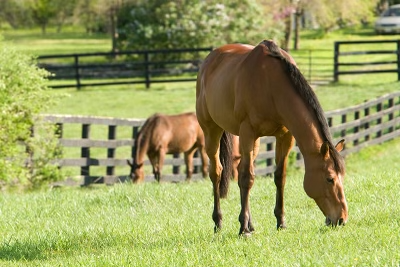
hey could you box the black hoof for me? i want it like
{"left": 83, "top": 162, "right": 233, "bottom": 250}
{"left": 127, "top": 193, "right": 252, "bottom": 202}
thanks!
{"left": 239, "top": 229, "right": 253, "bottom": 238}
{"left": 277, "top": 223, "right": 287, "bottom": 230}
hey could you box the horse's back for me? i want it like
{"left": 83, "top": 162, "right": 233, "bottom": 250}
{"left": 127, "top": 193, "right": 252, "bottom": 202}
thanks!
{"left": 197, "top": 42, "right": 290, "bottom": 135}
{"left": 144, "top": 112, "right": 203, "bottom": 154}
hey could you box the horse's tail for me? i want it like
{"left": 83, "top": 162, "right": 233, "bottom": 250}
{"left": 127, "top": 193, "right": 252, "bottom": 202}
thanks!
{"left": 219, "top": 131, "right": 233, "bottom": 198}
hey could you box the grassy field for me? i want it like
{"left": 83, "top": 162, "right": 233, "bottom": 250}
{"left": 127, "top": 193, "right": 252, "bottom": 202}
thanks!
{"left": 0, "top": 138, "right": 399, "bottom": 266}
{"left": 1, "top": 26, "right": 400, "bottom": 266}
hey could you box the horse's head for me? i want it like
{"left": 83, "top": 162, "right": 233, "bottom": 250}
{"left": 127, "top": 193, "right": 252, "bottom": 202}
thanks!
{"left": 127, "top": 160, "right": 144, "bottom": 183}
{"left": 303, "top": 140, "right": 348, "bottom": 226}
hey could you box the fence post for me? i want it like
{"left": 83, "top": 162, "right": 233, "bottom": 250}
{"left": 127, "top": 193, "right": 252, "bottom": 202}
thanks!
{"left": 173, "top": 153, "right": 180, "bottom": 175}
{"left": 333, "top": 42, "right": 340, "bottom": 82}
{"left": 364, "top": 105, "right": 370, "bottom": 141}
{"left": 107, "top": 125, "right": 116, "bottom": 176}
{"left": 144, "top": 51, "right": 150, "bottom": 89}
{"left": 81, "top": 124, "right": 91, "bottom": 184}
{"left": 397, "top": 40, "right": 400, "bottom": 81}
{"left": 341, "top": 114, "right": 347, "bottom": 139}
{"left": 193, "top": 150, "right": 199, "bottom": 174}
{"left": 388, "top": 98, "right": 394, "bottom": 133}
{"left": 74, "top": 54, "right": 81, "bottom": 90}
{"left": 131, "top": 126, "right": 139, "bottom": 159}
{"left": 266, "top": 142, "right": 274, "bottom": 177}
{"left": 353, "top": 111, "right": 360, "bottom": 146}
{"left": 376, "top": 102, "right": 382, "bottom": 138}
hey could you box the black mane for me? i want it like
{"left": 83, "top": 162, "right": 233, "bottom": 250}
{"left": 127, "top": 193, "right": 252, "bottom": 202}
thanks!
{"left": 261, "top": 40, "right": 345, "bottom": 174}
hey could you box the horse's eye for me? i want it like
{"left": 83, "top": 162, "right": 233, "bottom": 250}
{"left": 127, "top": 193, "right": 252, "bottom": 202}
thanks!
{"left": 326, "top": 177, "right": 334, "bottom": 184}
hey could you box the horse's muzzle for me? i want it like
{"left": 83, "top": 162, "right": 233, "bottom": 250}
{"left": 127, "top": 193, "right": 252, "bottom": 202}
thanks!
{"left": 325, "top": 217, "right": 346, "bottom": 226}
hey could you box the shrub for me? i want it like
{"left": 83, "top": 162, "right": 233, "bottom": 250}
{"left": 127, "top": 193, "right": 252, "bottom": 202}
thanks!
{"left": 0, "top": 39, "right": 63, "bottom": 189}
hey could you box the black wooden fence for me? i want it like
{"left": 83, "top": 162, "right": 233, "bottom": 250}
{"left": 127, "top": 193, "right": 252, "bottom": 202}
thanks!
{"left": 40, "top": 91, "right": 400, "bottom": 186}
{"left": 38, "top": 47, "right": 213, "bottom": 89}
{"left": 38, "top": 47, "right": 334, "bottom": 89}
{"left": 334, "top": 39, "right": 400, "bottom": 81}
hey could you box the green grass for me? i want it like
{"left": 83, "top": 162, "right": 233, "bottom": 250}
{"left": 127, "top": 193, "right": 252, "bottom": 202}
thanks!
{"left": 1, "top": 27, "right": 110, "bottom": 55}
{"left": 0, "top": 137, "right": 399, "bottom": 266}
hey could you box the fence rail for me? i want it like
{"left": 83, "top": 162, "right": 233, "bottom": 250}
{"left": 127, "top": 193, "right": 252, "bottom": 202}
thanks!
{"left": 38, "top": 47, "right": 333, "bottom": 90}
{"left": 333, "top": 39, "right": 400, "bottom": 81}
{"left": 38, "top": 47, "right": 213, "bottom": 89}
{"left": 39, "top": 91, "right": 400, "bottom": 186}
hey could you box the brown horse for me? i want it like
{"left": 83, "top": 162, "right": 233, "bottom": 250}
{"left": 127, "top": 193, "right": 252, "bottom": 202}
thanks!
{"left": 196, "top": 40, "right": 348, "bottom": 236}
{"left": 127, "top": 112, "right": 208, "bottom": 183}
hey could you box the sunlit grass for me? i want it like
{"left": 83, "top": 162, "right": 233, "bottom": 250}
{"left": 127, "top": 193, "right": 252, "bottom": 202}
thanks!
{"left": 0, "top": 138, "right": 399, "bottom": 266}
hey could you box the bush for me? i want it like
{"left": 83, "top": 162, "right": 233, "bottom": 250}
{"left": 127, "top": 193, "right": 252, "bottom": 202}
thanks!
{"left": 0, "top": 39, "right": 63, "bottom": 189}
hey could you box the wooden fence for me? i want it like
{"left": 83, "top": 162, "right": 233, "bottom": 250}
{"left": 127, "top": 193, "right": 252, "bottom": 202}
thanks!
{"left": 38, "top": 47, "right": 333, "bottom": 90}
{"left": 41, "top": 91, "right": 400, "bottom": 185}
{"left": 37, "top": 47, "right": 213, "bottom": 89}
{"left": 334, "top": 39, "right": 400, "bottom": 81}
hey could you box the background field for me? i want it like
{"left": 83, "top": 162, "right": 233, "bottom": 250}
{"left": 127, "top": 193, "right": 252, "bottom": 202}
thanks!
{"left": 1, "top": 26, "right": 400, "bottom": 266}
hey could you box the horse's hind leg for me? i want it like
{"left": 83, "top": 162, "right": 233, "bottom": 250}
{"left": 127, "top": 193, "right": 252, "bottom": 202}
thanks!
{"left": 151, "top": 149, "right": 165, "bottom": 182}
{"left": 198, "top": 146, "right": 209, "bottom": 178}
{"left": 203, "top": 126, "right": 224, "bottom": 232}
{"left": 274, "top": 130, "right": 294, "bottom": 229}
{"left": 183, "top": 149, "right": 196, "bottom": 181}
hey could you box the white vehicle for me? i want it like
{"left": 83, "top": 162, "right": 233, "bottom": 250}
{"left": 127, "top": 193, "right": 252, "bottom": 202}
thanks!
{"left": 375, "top": 4, "right": 400, "bottom": 34}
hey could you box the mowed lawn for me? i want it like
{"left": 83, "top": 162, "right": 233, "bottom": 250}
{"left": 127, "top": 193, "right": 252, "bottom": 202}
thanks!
{"left": 0, "top": 137, "right": 399, "bottom": 266}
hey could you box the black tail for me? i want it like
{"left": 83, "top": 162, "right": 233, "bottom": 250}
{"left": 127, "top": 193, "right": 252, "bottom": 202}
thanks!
{"left": 219, "top": 131, "right": 233, "bottom": 198}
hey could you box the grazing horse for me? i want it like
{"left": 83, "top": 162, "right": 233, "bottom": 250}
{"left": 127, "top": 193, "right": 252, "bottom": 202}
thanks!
{"left": 196, "top": 40, "right": 348, "bottom": 236}
{"left": 127, "top": 112, "right": 208, "bottom": 183}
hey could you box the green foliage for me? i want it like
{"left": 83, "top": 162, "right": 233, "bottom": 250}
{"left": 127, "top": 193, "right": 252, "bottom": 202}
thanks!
{"left": 117, "top": 0, "right": 279, "bottom": 50}
{"left": 0, "top": 41, "right": 63, "bottom": 189}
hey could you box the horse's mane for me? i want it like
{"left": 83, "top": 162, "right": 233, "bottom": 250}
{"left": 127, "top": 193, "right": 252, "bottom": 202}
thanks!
{"left": 261, "top": 40, "right": 345, "bottom": 174}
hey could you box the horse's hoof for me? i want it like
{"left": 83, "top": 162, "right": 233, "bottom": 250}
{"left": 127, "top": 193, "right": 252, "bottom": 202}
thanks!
{"left": 249, "top": 225, "right": 255, "bottom": 233}
{"left": 277, "top": 223, "right": 287, "bottom": 230}
{"left": 239, "top": 230, "right": 253, "bottom": 238}
{"left": 214, "top": 225, "right": 222, "bottom": 233}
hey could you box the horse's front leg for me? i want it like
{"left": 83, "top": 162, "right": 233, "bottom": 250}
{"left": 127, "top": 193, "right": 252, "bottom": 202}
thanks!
{"left": 274, "top": 131, "right": 294, "bottom": 229}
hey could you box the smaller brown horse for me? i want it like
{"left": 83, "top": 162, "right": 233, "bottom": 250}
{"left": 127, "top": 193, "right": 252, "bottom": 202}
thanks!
{"left": 127, "top": 112, "right": 208, "bottom": 183}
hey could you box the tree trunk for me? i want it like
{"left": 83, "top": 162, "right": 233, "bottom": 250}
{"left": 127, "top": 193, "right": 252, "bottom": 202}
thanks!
{"left": 293, "top": 8, "right": 303, "bottom": 50}
{"left": 41, "top": 23, "right": 47, "bottom": 35}
{"left": 282, "top": 13, "right": 292, "bottom": 52}
{"left": 110, "top": 9, "right": 118, "bottom": 54}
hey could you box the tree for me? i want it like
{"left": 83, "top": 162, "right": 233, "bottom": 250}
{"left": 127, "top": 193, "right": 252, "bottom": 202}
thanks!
{"left": 29, "top": 0, "right": 57, "bottom": 34}
{"left": 0, "top": 0, "right": 33, "bottom": 29}
{"left": 52, "top": 0, "right": 78, "bottom": 33}
{"left": 117, "top": 0, "right": 278, "bottom": 51}
{"left": 259, "top": 0, "right": 381, "bottom": 51}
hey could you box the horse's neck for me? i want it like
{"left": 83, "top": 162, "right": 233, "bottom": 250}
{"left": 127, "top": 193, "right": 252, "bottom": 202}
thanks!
{"left": 284, "top": 108, "right": 325, "bottom": 159}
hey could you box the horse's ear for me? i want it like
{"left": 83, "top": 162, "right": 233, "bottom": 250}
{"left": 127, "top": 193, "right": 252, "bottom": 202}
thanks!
{"left": 320, "top": 142, "right": 330, "bottom": 160}
{"left": 335, "top": 139, "right": 345, "bottom": 152}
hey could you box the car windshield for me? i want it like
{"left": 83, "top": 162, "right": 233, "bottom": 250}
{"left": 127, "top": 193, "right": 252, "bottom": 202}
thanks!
{"left": 382, "top": 7, "right": 400, "bottom": 17}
